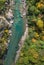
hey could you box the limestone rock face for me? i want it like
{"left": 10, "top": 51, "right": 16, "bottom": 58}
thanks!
{"left": 0, "top": 0, "right": 14, "bottom": 58}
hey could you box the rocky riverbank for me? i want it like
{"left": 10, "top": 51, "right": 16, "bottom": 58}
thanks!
{"left": 0, "top": 0, "right": 14, "bottom": 62}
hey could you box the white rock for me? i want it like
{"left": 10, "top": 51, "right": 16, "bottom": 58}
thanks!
{"left": 10, "top": 20, "right": 14, "bottom": 24}
{"left": 23, "top": 12, "right": 26, "bottom": 16}
{"left": 0, "top": 16, "right": 10, "bottom": 25}
{"left": 8, "top": 40, "right": 10, "bottom": 43}
{"left": 9, "top": 9, "right": 13, "bottom": 13}
{"left": 6, "top": 11, "right": 13, "bottom": 19}
{"left": 9, "top": 30, "right": 12, "bottom": 34}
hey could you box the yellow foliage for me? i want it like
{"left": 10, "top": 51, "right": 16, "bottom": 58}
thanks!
{"left": 41, "top": 36, "right": 44, "bottom": 41}
{"left": 2, "top": 37, "right": 5, "bottom": 40}
{"left": 4, "top": 29, "right": 9, "bottom": 33}
{"left": 29, "top": 49, "right": 39, "bottom": 59}
{"left": 33, "top": 52, "right": 39, "bottom": 59}
{"left": 20, "top": 52, "right": 24, "bottom": 56}
{"left": 34, "top": 32, "right": 39, "bottom": 38}
{"left": 36, "top": 2, "right": 44, "bottom": 8}
{"left": 37, "top": 19, "right": 43, "bottom": 28}
{"left": 42, "top": 31, "right": 44, "bottom": 34}
{"left": 32, "top": 38, "right": 37, "bottom": 43}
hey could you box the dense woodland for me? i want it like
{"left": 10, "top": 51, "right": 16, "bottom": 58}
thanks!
{"left": 16, "top": 0, "right": 44, "bottom": 65}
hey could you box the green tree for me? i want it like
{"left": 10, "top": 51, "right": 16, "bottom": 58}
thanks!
{"left": 0, "top": 0, "right": 6, "bottom": 10}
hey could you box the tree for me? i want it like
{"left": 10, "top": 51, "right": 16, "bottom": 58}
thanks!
{"left": 0, "top": 0, "right": 6, "bottom": 10}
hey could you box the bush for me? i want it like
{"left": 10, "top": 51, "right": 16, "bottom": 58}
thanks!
{"left": 0, "top": 0, "right": 6, "bottom": 10}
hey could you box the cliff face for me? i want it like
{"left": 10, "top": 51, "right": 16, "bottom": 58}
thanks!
{"left": 0, "top": 0, "right": 14, "bottom": 59}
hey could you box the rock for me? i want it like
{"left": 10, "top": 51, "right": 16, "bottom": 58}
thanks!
{"left": 5, "top": 11, "right": 13, "bottom": 20}
{"left": 0, "top": 0, "right": 14, "bottom": 58}
{"left": 10, "top": 20, "right": 14, "bottom": 24}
